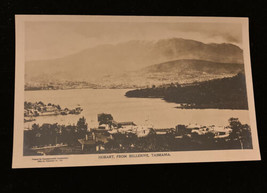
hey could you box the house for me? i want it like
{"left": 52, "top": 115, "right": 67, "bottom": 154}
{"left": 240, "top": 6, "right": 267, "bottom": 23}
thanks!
{"left": 78, "top": 138, "right": 96, "bottom": 151}
{"left": 78, "top": 132, "right": 110, "bottom": 151}
{"left": 118, "top": 122, "right": 136, "bottom": 128}
{"left": 155, "top": 128, "right": 173, "bottom": 135}
{"left": 98, "top": 124, "right": 110, "bottom": 130}
{"left": 136, "top": 126, "right": 152, "bottom": 138}
{"left": 176, "top": 124, "right": 203, "bottom": 136}
{"left": 212, "top": 126, "right": 232, "bottom": 139}
{"left": 118, "top": 125, "right": 136, "bottom": 134}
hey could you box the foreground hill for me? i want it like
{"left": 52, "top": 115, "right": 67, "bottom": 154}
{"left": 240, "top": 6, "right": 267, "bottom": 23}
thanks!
{"left": 93, "top": 59, "right": 244, "bottom": 88}
{"left": 125, "top": 73, "right": 248, "bottom": 110}
{"left": 142, "top": 59, "right": 243, "bottom": 74}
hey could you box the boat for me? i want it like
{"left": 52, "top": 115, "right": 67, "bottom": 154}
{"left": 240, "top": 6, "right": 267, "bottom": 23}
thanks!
{"left": 24, "top": 117, "right": 36, "bottom": 122}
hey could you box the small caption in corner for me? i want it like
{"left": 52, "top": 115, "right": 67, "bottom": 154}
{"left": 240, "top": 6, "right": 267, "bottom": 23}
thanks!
{"left": 32, "top": 157, "right": 69, "bottom": 163}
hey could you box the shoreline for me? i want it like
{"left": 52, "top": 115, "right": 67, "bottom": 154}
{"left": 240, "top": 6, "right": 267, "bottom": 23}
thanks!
{"left": 175, "top": 106, "right": 249, "bottom": 110}
{"left": 24, "top": 87, "right": 137, "bottom": 91}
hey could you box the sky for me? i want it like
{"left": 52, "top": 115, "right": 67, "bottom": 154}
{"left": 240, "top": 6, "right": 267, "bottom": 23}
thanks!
{"left": 25, "top": 21, "right": 243, "bottom": 61}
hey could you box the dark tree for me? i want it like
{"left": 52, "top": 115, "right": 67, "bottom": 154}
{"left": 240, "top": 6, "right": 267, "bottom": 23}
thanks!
{"left": 98, "top": 113, "right": 113, "bottom": 125}
{"left": 228, "top": 118, "right": 253, "bottom": 149}
{"left": 77, "top": 117, "right": 88, "bottom": 139}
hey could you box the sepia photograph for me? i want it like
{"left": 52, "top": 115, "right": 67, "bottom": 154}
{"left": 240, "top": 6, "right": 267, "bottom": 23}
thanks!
{"left": 13, "top": 15, "right": 260, "bottom": 168}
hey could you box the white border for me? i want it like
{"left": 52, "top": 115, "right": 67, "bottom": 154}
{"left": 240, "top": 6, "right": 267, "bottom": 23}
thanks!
{"left": 13, "top": 15, "right": 261, "bottom": 168}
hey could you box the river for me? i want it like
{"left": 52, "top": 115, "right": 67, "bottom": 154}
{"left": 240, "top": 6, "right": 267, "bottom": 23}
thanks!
{"left": 24, "top": 89, "right": 250, "bottom": 129}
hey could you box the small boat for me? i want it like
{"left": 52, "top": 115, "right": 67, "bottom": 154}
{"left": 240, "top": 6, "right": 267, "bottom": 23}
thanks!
{"left": 24, "top": 117, "right": 36, "bottom": 122}
{"left": 60, "top": 111, "right": 68, "bottom": 115}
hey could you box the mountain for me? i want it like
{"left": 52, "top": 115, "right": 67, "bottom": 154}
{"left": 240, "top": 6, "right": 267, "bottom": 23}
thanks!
{"left": 151, "top": 38, "right": 243, "bottom": 64}
{"left": 25, "top": 38, "right": 243, "bottom": 83}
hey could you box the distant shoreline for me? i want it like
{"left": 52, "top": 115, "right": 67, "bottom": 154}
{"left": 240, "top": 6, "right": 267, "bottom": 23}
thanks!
{"left": 24, "top": 87, "right": 134, "bottom": 91}
{"left": 175, "top": 106, "right": 248, "bottom": 110}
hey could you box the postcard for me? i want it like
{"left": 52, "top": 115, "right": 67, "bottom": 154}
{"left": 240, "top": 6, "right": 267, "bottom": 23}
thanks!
{"left": 13, "top": 15, "right": 260, "bottom": 168}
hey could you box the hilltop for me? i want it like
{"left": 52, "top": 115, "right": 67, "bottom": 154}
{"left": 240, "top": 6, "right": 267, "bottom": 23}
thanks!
{"left": 143, "top": 59, "right": 243, "bottom": 74}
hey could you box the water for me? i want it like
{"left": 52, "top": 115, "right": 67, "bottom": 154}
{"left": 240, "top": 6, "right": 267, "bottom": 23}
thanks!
{"left": 24, "top": 89, "right": 250, "bottom": 129}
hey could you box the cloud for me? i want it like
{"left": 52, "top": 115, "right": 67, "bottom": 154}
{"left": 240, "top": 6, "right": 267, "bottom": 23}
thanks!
{"left": 25, "top": 21, "right": 242, "bottom": 61}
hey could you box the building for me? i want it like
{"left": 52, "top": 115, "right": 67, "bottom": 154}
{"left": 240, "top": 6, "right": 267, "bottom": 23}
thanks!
{"left": 78, "top": 132, "right": 110, "bottom": 151}
{"left": 117, "top": 122, "right": 136, "bottom": 128}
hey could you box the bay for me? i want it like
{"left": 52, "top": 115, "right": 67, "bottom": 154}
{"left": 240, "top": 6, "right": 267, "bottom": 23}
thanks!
{"left": 24, "top": 89, "right": 250, "bottom": 129}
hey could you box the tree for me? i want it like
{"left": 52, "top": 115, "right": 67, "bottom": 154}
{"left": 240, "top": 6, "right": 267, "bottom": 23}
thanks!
{"left": 77, "top": 117, "right": 87, "bottom": 130}
{"left": 189, "top": 132, "right": 215, "bottom": 150}
{"left": 228, "top": 118, "right": 252, "bottom": 149}
{"left": 239, "top": 123, "right": 253, "bottom": 149}
{"left": 38, "top": 101, "right": 44, "bottom": 106}
{"left": 77, "top": 117, "right": 88, "bottom": 139}
{"left": 56, "top": 105, "right": 61, "bottom": 110}
{"left": 98, "top": 113, "right": 113, "bottom": 125}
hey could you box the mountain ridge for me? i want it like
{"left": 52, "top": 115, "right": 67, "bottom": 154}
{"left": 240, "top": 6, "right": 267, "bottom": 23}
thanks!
{"left": 25, "top": 38, "right": 244, "bottom": 83}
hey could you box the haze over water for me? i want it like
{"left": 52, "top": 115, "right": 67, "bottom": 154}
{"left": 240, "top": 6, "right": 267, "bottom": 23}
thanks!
{"left": 24, "top": 89, "right": 250, "bottom": 129}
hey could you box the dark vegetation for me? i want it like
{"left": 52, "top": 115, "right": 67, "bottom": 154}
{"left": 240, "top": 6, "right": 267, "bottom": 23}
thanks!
{"left": 125, "top": 73, "right": 248, "bottom": 109}
{"left": 24, "top": 117, "right": 88, "bottom": 151}
{"left": 104, "top": 118, "right": 252, "bottom": 152}
{"left": 24, "top": 117, "right": 252, "bottom": 155}
{"left": 24, "top": 101, "right": 82, "bottom": 118}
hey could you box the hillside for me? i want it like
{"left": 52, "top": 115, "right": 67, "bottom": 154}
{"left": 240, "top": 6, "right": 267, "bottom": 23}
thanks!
{"left": 125, "top": 73, "right": 248, "bottom": 110}
{"left": 143, "top": 59, "right": 243, "bottom": 74}
{"left": 92, "top": 59, "right": 244, "bottom": 88}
